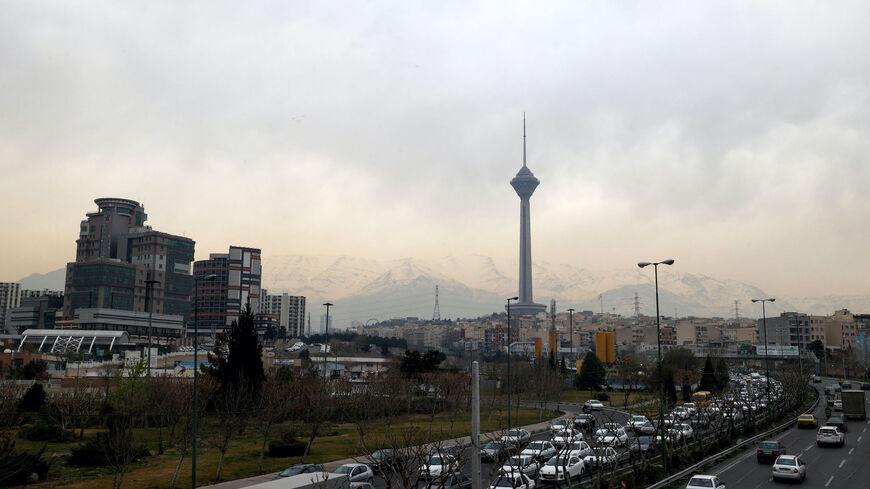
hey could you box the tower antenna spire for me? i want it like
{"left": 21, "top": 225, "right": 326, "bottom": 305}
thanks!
{"left": 523, "top": 112, "right": 527, "bottom": 167}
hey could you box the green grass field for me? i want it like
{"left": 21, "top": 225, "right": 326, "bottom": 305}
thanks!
{"left": 18, "top": 405, "right": 559, "bottom": 489}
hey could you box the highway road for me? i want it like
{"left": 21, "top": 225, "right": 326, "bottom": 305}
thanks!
{"left": 701, "top": 378, "right": 867, "bottom": 489}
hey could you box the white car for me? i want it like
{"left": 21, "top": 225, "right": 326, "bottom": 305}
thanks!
{"left": 332, "top": 464, "right": 374, "bottom": 484}
{"left": 539, "top": 455, "right": 585, "bottom": 483}
{"left": 551, "top": 428, "right": 582, "bottom": 447}
{"left": 583, "top": 447, "right": 618, "bottom": 469}
{"left": 816, "top": 426, "right": 845, "bottom": 447}
{"left": 685, "top": 474, "right": 725, "bottom": 489}
{"left": 584, "top": 399, "right": 605, "bottom": 411}
{"left": 499, "top": 455, "right": 540, "bottom": 478}
{"left": 501, "top": 428, "right": 531, "bottom": 447}
{"left": 673, "top": 406, "right": 690, "bottom": 419}
{"left": 678, "top": 423, "right": 694, "bottom": 440}
{"left": 595, "top": 427, "right": 629, "bottom": 446}
{"left": 772, "top": 455, "right": 806, "bottom": 482}
{"left": 564, "top": 441, "right": 592, "bottom": 458}
{"left": 663, "top": 413, "right": 678, "bottom": 428}
{"left": 419, "top": 454, "right": 456, "bottom": 480}
{"left": 834, "top": 399, "right": 843, "bottom": 410}
{"left": 683, "top": 403, "right": 698, "bottom": 416}
{"left": 626, "top": 415, "right": 650, "bottom": 432}
{"left": 521, "top": 440, "right": 557, "bottom": 461}
{"left": 489, "top": 473, "right": 535, "bottom": 489}
{"left": 550, "top": 418, "right": 570, "bottom": 434}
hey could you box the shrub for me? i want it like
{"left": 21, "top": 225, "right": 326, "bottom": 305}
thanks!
{"left": 67, "top": 433, "right": 148, "bottom": 467}
{"left": 0, "top": 439, "right": 51, "bottom": 487}
{"left": 268, "top": 440, "right": 308, "bottom": 458}
{"left": 596, "top": 392, "right": 609, "bottom": 402}
{"left": 19, "top": 422, "right": 75, "bottom": 442}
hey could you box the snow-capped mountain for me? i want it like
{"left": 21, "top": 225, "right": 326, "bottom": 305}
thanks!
{"left": 17, "top": 254, "right": 869, "bottom": 328}
{"left": 263, "top": 254, "right": 866, "bottom": 326}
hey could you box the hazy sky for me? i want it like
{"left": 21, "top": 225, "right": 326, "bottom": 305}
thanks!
{"left": 1, "top": 1, "right": 869, "bottom": 297}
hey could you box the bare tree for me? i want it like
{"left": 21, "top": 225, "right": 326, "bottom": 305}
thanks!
{"left": 255, "top": 372, "right": 296, "bottom": 472}
{"left": 53, "top": 382, "right": 102, "bottom": 440}
{"left": 297, "top": 372, "right": 330, "bottom": 463}
{"left": 211, "top": 376, "right": 254, "bottom": 482}
{"left": 170, "top": 374, "right": 216, "bottom": 489}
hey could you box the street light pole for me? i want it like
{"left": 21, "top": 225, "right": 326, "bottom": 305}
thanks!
{"left": 145, "top": 279, "right": 160, "bottom": 377}
{"left": 323, "top": 302, "right": 333, "bottom": 359}
{"left": 192, "top": 273, "right": 217, "bottom": 489}
{"left": 567, "top": 308, "right": 575, "bottom": 363}
{"left": 752, "top": 298, "right": 775, "bottom": 411}
{"left": 506, "top": 296, "right": 518, "bottom": 430}
{"left": 638, "top": 259, "right": 674, "bottom": 474}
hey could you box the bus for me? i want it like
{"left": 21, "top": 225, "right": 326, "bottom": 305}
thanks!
{"left": 691, "top": 391, "right": 712, "bottom": 407}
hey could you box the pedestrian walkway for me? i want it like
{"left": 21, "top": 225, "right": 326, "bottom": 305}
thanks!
{"left": 199, "top": 412, "right": 565, "bottom": 489}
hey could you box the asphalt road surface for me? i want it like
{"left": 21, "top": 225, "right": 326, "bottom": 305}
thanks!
{"left": 701, "top": 378, "right": 867, "bottom": 489}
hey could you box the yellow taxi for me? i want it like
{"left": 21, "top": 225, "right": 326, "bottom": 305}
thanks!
{"left": 797, "top": 413, "right": 818, "bottom": 429}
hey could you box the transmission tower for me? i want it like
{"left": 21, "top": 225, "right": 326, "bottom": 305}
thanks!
{"left": 433, "top": 285, "right": 441, "bottom": 321}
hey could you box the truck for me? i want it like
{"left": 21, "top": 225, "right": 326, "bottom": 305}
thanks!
{"left": 841, "top": 390, "right": 867, "bottom": 420}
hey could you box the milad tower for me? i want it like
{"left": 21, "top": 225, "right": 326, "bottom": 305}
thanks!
{"left": 507, "top": 118, "right": 547, "bottom": 317}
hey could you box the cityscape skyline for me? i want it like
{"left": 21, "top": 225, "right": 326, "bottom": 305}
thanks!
{"left": 2, "top": 2, "right": 870, "bottom": 301}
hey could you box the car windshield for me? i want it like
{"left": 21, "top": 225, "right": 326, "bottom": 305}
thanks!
{"left": 569, "top": 442, "right": 585, "bottom": 449}
{"left": 776, "top": 458, "right": 796, "bottom": 466}
{"left": 632, "top": 416, "right": 645, "bottom": 421}
{"left": 799, "top": 415, "right": 813, "bottom": 420}
{"left": 527, "top": 442, "right": 544, "bottom": 450}
{"left": 495, "top": 477, "right": 521, "bottom": 488}
{"left": 484, "top": 441, "right": 500, "bottom": 449}
{"left": 593, "top": 448, "right": 609, "bottom": 456}
{"left": 428, "top": 457, "right": 443, "bottom": 465}
{"left": 759, "top": 442, "right": 778, "bottom": 449}
{"left": 506, "top": 457, "right": 524, "bottom": 467}
{"left": 280, "top": 466, "right": 307, "bottom": 476}
{"left": 546, "top": 457, "right": 570, "bottom": 466}
{"left": 555, "top": 430, "right": 571, "bottom": 437}
{"left": 578, "top": 414, "right": 591, "bottom": 419}
{"left": 507, "top": 430, "right": 523, "bottom": 437}
{"left": 688, "top": 477, "right": 714, "bottom": 488}
{"left": 333, "top": 465, "right": 353, "bottom": 474}
{"left": 638, "top": 436, "right": 652, "bottom": 444}
{"left": 820, "top": 428, "right": 837, "bottom": 434}
{"left": 829, "top": 417, "right": 844, "bottom": 423}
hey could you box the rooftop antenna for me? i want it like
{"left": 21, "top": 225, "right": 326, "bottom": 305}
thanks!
{"left": 523, "top": 112, "right": 527, "bottom": 167}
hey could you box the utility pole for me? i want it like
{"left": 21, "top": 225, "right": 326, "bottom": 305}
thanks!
{"left": 471, "top": 361, "right": 481, "bottom": 489}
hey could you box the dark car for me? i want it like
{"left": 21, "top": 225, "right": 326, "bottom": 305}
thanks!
{"left": 827, "top": 416, "right": 848, "bottom": 432}
{"left": 574, "top": 414, "right": 596, "bottom": 431}
{"left": 630, "top": 435, "right": 655, "bottom": 454}
{"left": 756, "top": 440, "right": 786, "bottom": 463}
{"left": 277, "top": 463, "right": 324, "bottom": 479}
{"left": 480, "top": 440, "right": 514, "bottom": 462}
{"left": 861, "top": 383, "right": 870, "bottom": 391}
{"left": 368, "top": 449, "right": 406, "bottom": 474}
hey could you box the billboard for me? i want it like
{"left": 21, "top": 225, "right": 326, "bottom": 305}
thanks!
{"left": 174, "top": 360, "right": 210, "bottom": 377}
{"left": 755, "top": 345, "right": 799, "bottom": 356}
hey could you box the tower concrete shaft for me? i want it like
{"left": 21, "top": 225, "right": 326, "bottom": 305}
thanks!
{"left": 508, "top": 117, "right": 547, "bottom": 316}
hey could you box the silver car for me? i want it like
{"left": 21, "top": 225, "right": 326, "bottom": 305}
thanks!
{"left": 772, "top": 455, "right": 806, "bottom": 482}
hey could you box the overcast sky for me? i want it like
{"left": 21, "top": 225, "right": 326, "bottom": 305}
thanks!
{"left": 1, "top": 1, "right": 868, "bottom": 298}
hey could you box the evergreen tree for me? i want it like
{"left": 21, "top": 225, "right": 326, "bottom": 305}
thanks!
{"left": 208, "top": 302, "right": 265, "bottom": 395}
{"left": 663, "top": 370, "right": 678, "bottom": 408}
{"left": 699, "top": 355, "right": 716, "bottom": 391}
{"left": 19, "top": 383, "right": 46, "bottom": 412}
{"left": 713, "top": 358, "right": 730, "bottom": 391}
{"left": 577, "top": 351, "right": 606, "bottom": 391}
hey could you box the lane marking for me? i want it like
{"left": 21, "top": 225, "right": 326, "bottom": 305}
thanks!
{"left": 826, "top": 475, "right": 834, "bottom": 487}
{"left": 849, "top": 448, "right": 854, "bottom": 455}
{"left": 839, "top": 459, "right": 846, "bottom": 468}
{"left": 859, "top": 436, "right": 863, "bottom": 443}
{"left": 806, "top": 444, "right": 813, "bottom": 451}
{"left": 863, "top": 427, "right": 867, "bottom": 433}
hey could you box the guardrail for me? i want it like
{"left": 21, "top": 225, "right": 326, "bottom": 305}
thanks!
{"left": 644, "top": 384, "right": 821, "bottom": 489}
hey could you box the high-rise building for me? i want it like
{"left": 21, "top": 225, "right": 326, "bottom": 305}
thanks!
{"left": 60, "top": 198, "right": 195, "bottom": 340}
{"left": 261, "top": 290, "right": 307, "bottom": 337}
{"left": 508, "top": 119, "right": 547, "bottom": 317}
{"left": 0, "top": 282, "right": 22, "bottom": 331}
{"left": 7, "top": 293, "right": 63, "bottom": 334}
{"left": 192, "top": 246, "right": 261, "bottom": 337}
